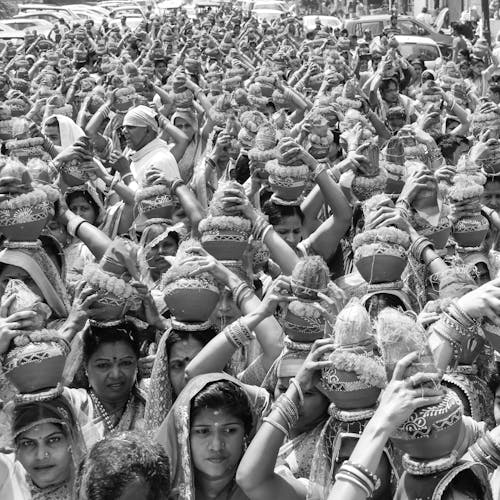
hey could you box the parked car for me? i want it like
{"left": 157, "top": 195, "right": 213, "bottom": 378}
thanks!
{"left": 251, "top": 0, "right": 290, "bottom": 21}
{"left": 0, "top": 18, "right": 53, "bottom": 36}
{"left": 343, "top": 15, "right": 452, "bottom": 57}
{"left": 13, "top": 11, "right": 74, "bottom": 27}
{"left": 393, "top": 35, "right": 442, "bottom": 68}
{"left": 303, "top": 15, "right": 341, "bottom": 33}
{"left": 17, "top": 3, "right": 79, "bottom": 21}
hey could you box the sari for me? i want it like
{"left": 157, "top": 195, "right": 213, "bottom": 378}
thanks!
{"left": 155, "top": 373, "right": 270, "bottom": 500}
{"left": 9, "top": 395, "right": 86, "bottom": 500}
{"left": 172, "top": 108, "right": 206, "bottom": 184}
{"left": 63, "top": 386, "right": 146, "bottom": 451}
{"left": 0, "top": 241, "right": 70, "bottom": 318}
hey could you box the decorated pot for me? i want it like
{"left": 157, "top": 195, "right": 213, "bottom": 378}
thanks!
{"left": 283, "top": 309, "right": 325, "bottom": 342}
{"left": 92, "top": 292, "right": 141, "bottom": 320}
{"left": 4, "top": 340, "right": 67, "bottom": 393}
{"left": 355, "top": 254, "right": 406, "bottom": 284}
{"left": 0, "top": 200, "right": 51, "bottom": 242}
{"left": 320, "top": 367, "right": 381, "bottom": 410}
{"left": 164, "top": 281, "right": 220, "bottom": 322}
{"left": 452, "top": 215, "right": 489, "bottom": 248}
{"left": 137, "top": 195, "right": 176, "bottom": 220}
{"left": 61, "top": 160, "right": 96, "bottom": 187}
{"left": 201, "top": 231, "right": 250, "bottom": 261}
{"left": 268, "top": 176, "right": 307, "bottom": 201}
{"left": 385, "top": 177, "right": 405, "bottom": 195}
{"left": 423, "top": 226, "right": 451, "bottom": 250}
{"left": 391, "top": 389, "right": 463, "bottom": 460}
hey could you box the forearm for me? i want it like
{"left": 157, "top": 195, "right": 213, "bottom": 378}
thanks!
{"left": 63, "top": 210, "right": 112, "bottom": 260}
{"left": 85, "top": 103, "right": 111, "bottom": 138}
{"left": 328, "top": 414, "right": 391, "bottom": 500}
{"left": 174, "top": 183, "right": 205, "bottom": 234}
{"left": 237, "top": 383, "right": 305, "bottom": 500}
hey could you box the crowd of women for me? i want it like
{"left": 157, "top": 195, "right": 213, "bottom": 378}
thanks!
{"left": 2, "top": 3, "right": 500, "bottom": 499}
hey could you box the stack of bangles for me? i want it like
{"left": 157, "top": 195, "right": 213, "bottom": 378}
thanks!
{"left": 410, "top": 236, "right": 435, "bottom": 263}
{"left": 468, "top": 432, "right": 500, "bottom": 470}
{"left": 335, "top": 461, "right": 381, "bottom": 497}
{"left": 430, "top": 302, "right": 479, "bottom": 365}
{"left": 231, "top": 281, "right": 253, "bottom": 309}
{"left": 395, "top": 198, "right": 410, "bottom": 219}
{"left": 224, "top": 318, "right": 254, "bottom": 349}
{"left": 252, "top": 215, "right": 272, "bottom": 242}
{"left": 311, "top": 163, "right": 327, "bottom": 182}
{"left": 262, "top": 389, "right": 302, "bottom": 438}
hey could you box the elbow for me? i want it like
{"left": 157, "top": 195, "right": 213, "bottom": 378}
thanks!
{"left": 235, "top": 467, "right": 253, "bottom": 494}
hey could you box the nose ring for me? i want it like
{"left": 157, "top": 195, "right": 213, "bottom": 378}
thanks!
{"left": 44, "top": 451, "right": 50, "bottom": 458}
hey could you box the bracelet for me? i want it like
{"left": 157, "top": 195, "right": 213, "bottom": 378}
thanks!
{"left": 99, "top": 103, "right": 111, "bottom": 119}
{"left": 396, "top": 198, "right": 411, "bottom": 212}
{"left": 335, "top": 471, "right": 372, "bottom": 497}
{"left": 262, "top": 416, "right": 289, "bottom": 438}
{"left": 170, "top": 178, "right": 185, "bottom": 193}
{"left": 289, "top": 378, "right": 304, "bottom": 407}
{"left": 223, "top": 318, "right": 254, "bottom": 349}
{"left": 66, "top": 214, "right": 86, "bottom": 237}
{"left": 311, "top": 164, "right": 327, "bottom": 183}
{"left": 447, "top": 302, "right": 478, "bottom": 330}
{"left": 273, "top": 394, "right": 299, "bottom": 430}
{"left": 344, "top": 461, "right": 381, "bottom": 491}
{"left": 410, "top": 236, "right": 434, "bottom": 262}
{"left": 74, "top": 220, "right": 87, "bottom": 237}
{"left": 122, "top": 173, "right": 133, "bottom": 182}
{"left": 252, "top": 215, "right": 272, "bottom": 241}
{"left": 231, "top": 281, "right": 253, "bottom": 309}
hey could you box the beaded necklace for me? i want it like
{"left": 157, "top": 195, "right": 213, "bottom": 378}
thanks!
{"left": 90, "top": 390, "right": 132, "bottom": 433}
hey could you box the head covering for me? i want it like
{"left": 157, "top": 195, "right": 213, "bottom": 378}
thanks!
{"left": 123, "top": 105, "right": 159, "bottom": 133}
{"left": 0, "top": 241, "right": 69, "bottom": 318}
{"left": 12, "top": 395, "right": 86, "bottom": 464}
{"left": 42, "top": 115, "right": 84, "bottom": 149}
{"left": 154, "top": 373, "right": 269, "bottom": 500}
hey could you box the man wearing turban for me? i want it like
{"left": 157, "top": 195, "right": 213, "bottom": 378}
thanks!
{"left": 123, "top": 105, "right": 180, "bottom": 187}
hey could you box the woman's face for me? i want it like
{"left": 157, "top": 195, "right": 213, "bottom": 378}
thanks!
{"left": 68, "top": 195, "right": 98, "bottom": 225}
{"left": 190, "top": 407, "right": 246, "bottom": 480}
{"left": 87, "top": 341, "right": 138, "bottom": 404}
{"left": 16, "top": 423, "right": 72, "bottom": 489}
{"left": 169, "top": 336, "right": 204, "bottom": 397}
{"left": 174, "top": 116, "right": 195, "bottom": 142}
{"left": 216, "top": 288, "right": 241, "bottom": 329}
{"left": 42, "top": 124, "right": 61, "bottom": 147}
{"left": 275, "top": 377, "right": 328, "bottom": 434}
{"left": 145, "top": 235, "right": 178, "bottom": 276}
{"left": 273, "top": 214, "right": 303, "bottom": 250}
{"left": 0, "top": 264, "right": 42, "bottom": 298}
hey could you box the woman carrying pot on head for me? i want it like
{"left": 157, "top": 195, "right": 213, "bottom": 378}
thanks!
{"left": 236, "top": 351, "right": 444, "bottom": 500}
{"left": 155, "top": 373, "right": 269, "bottom": 500}
{"left": 1, "top": 395, "right": 85, "bottom": 500}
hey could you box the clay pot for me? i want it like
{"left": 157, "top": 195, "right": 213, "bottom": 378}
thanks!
{"left": 391, "top": 389, "right": 462, "bottom": 460}
{"left": 452, "top": 227, "right": 488, "bottom": 248}
{"left": 320, "top": 368, "right": 381, "bottom": 410}
{"left": 0, "top": 201, "right": 51, "bottom": 242}
{"left": 61, "top": 160, "right": 95, "bottom": 187}
{"left": 4, "top": 340, "right": 67, "bottom": 393}
{"left": 283, "top": 309, "right": 325, "bottom": 342}
{"left": 165, "top": 286, "right": 219, "bottom": 322}
{"left": 268, "top": 176, "right": 306, "bottom": 201}
{"left": 201, "top": 231, "right": 249, "bottom": 261}
{"left": 424, "top": 226, "right": 451, "bottom": 250}
{"left": 355, "top": 254, "right": 406, "bottom": 284}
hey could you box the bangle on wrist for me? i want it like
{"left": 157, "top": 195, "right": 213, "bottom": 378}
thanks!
{"left": 66, "top": 214, "right": 86, "bottom": 237}
{"left": 289, "top": 378, "right": 304, "bottom": 407}
{"left": 170, "top": 178, "right": 185, "bottom": 193}
{"left": 121, "top": 172, "right": 133, "bottom": 182}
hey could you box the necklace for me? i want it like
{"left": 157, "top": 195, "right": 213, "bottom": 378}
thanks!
{"left": 90, "top": 390, "right": 131, "bottom": 433}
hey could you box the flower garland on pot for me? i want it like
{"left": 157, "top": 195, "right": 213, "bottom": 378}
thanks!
{"left": 282, "top": 256, "right": 331, "bottom": 343}
{"left": 0, "top": 158, "right": 51, "bottom": 242}
{"left": 376, "top": 308, "right": 463, "bottom": 475}
{"left": 198, "top": 181, "right": 252, "bottom": 261}
{"left": 305, "top": 114, "right": 334, "bottom": 162}
{"left": 237, "top": 110, "right": 266, "bottom": 150}
{"left": 5, "top": 137, "right": 48, "bottom": 163}
{"left": 351, "top": 142, "right": 388, "bottom": 202}
{"left": 135, "top": 183, "right": 176, "bottom": 221}
{"left": 171, "top": 70, "right": 194, "bottom": 109}
{"left": 353, "top": 213, "right": 410, "bottom": 285}
{"left": 476, "top": 137, "right": 500, "bottom": 176}
{"left": 448, "top": 176, "right": 489, "bottom": 248}
{"left": 247, "top": 122, "right": 278, "bottom": 165}
{"left": 162, "top": 239, "right": 220, "bottom": 323}
{"left": 336, "top": 80, "right": 363, "bottom": 114}
{"left": 265, "top": 138, "right": 310, "bottom": 204}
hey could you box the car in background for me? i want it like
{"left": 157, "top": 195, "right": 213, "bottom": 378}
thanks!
{"left": 393, "top": 35, "right": 442, "bottom": 69}
{"left": 251, "top": 0, "right": 290, "bottom": 21}
{"left": 343, "top": 15, "right": 452, "bottom": 57}
{"left": 303, "top": 15, "right": 341, "bottom": 33}
{"left": 0, "top": 18, "right": 53, "bottom": 36}
{"left": 108, "top": 5, "right": 146, "bottom": 29}
{"left": 0, "top": 27, "right": 24, "bottom": 53}
{"left": 17, "top": 3, "right": 79, "bottom": 21}
{"left": 13, "top": 11, "right": 74, "bottom": 26}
